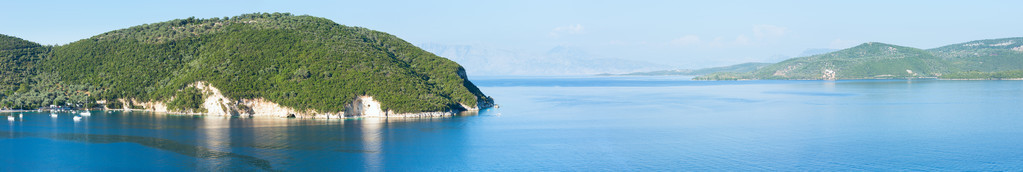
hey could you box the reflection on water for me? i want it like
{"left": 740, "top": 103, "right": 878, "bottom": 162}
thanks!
{"left": 0, "top": 110, "right": 483, "bottom": 171}
{"left": 0, "top": 130, "right": 275, "bottom": 171}
{"left": 361, "top": 117, "right": 383, "bottom": 171}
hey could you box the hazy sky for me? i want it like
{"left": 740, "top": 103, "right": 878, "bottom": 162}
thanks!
{"left": 2, "top": 0, "right": 1020, "bottom": 68}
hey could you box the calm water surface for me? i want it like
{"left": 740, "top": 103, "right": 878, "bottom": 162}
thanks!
{"left": 2, "top": 76, "right": 1023, "bottom": 171}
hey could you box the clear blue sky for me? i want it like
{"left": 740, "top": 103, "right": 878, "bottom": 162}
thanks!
{"left": 2, "top": 0, "right": 1020, "bottom": 68}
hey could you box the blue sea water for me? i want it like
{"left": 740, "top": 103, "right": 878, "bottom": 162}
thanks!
{"left": 2, "top": 76, "right": 1023, "bottom": 171}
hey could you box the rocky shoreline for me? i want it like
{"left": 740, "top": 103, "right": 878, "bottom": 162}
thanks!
{"left": 101, "top": 108, "right": 475, "bottom": 119}
{"left": 0, "top": 110, "right": 37, "bottom": 113}
{"left": 91, "top": 81, "right": 494, "bottom": 119}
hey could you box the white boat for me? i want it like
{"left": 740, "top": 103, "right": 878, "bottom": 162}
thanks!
{"left": 73, "top": 116, "right": 82, "bottom": 121}
{"left": 6, "top": 116, "right": 13, "bottom": 121}
{"left": 50, "top": 113, "right": 58, "bottom": 118}
{"left": 80, "top": 111, "right": 92, "bottom": 117}
{"left": 19, "top": 113, "right": 23, "bottom": 118}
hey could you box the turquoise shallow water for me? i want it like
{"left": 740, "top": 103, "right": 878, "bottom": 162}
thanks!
{"left": 2, "top": 76, "right": 1023, "bottom": 171}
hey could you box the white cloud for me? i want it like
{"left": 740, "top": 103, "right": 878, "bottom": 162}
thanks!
{"left": 709, "top": 37, "right": 726, "bottom": 47}
{"left": 734, "top": 35, "right": 751, "bottom": 45}
{"left": 670, "top": 35, "right": 701, "bottom": 46}
{"left": 550, "top": 24, "right": 584, "bottom": 37}
{"left": 753, "top": 25, "right": 786, "bottom": 39}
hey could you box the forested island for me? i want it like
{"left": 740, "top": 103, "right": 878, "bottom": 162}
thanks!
{"left": 0, "top": 13, "right": 494, "bottom": 118}
{"left": 623, "top": 37, "right": 1023, "bottom": 80}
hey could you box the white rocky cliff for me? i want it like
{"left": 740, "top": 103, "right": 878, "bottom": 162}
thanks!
{"left": 110, "top": 81, "right": 481, "bottom": 119}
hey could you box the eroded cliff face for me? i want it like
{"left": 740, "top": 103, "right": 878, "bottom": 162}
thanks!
{"left": 191, "top": 81, "right": 230, "bottom": 116}
{"left": 344, "top": 96, "right": 383, "bottom": 117}
{"left": 190, "top": 81, "right": 332, "bottom": 118}
{"left": 118, "top": 98, "right": 169, "bottom": 113}
{"left": 233, "top": 98, "right": 293, "bottom": 117}
{"left": 343, "top": 96, "right": 458, "bottom": 118}
{"left": 115, "top": 81, "right": 472, "bottom": 119}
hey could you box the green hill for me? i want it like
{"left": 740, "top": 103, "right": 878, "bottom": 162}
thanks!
{"left": 1, "top": 13, "right": 493, "bottom": 115}
{"left": 0, "top": 34, "right": 42, "bottom": 50}
{"left": 696, "top": 37, "right": 1023, "bottom": 80}
{"left": 751, "top": 42, "right": 948, "bottom": 79}
{"left": 928, "top": 37, "right": 1023, "bottom": 72}
{"left": 0, "top": 34, "right": 49, "bottom": 102}
{"left": 695, "top": 42, "right": 954, "bottom": 80}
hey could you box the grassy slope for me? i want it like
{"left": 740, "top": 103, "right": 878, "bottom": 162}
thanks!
{"left": 928, "top": 37, "right": 1023, "bottom": 72}
{"left": 695, "top": 37, "right": 1023, "bottom": 80}
{"left": 743, "top": 42, "right": 950, "bottom": 80}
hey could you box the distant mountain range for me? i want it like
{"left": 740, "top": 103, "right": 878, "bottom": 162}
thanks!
{"left": 418, "top": 44, "right": 671, "bottom": 76}
{"left": 609, "top": 62, "right": 772, "bottom": 76}
{"left": 614, "top": 48, "right": 837, "bottom": 76}
{"left": 694, "top": 37, "right": 1023, "bottom": 80}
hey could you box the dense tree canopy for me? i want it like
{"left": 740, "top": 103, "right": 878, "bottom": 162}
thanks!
{"left": 0, "top": 34, "right": 41, "bottom": 50}
{"left": 940, "top": 70, "right": 1023, "bottom": 79}
{"left": 1, "top": 13, "right": 493, "bottom": 113}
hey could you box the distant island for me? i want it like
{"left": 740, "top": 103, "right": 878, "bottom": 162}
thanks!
{"left": 0, "top": 13, "right": 494, "bottom": 118}
{"left": 602, "top": 62, "right": 771, "bottom": 76}
{"left": 615, "top": 37, "right": 1023, "bottom": 80}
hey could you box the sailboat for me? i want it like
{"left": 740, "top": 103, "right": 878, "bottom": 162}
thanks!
{"left": 81, "top": 98, "right": 95, "bottom": 117}
{"left": 6, "top": 116, "right": 13, "bottom": 121}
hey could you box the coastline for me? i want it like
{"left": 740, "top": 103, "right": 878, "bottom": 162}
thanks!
{"left": 55, "top": 107, "right": 488, "bottom": 119}
{"left": 939, "top": 78, "right": 1023, "bottom": 80}
{"left": 708, "top": 78, "right": 1023, "bottom": 81}
{"left": 695, "top": 78, "right": 1023, "bottom": 81}
{"left": 692, "top": 77, "right": 1023, "bottom": 81}
{"left": 79, "top": 82, "right": 497, "bottom": 120}
{"left": 0, "top": 110, "right": 37, "bottom": 113}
